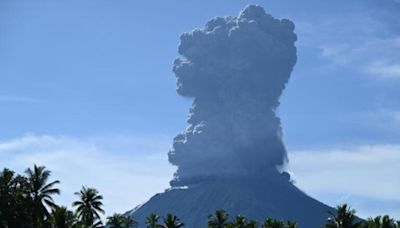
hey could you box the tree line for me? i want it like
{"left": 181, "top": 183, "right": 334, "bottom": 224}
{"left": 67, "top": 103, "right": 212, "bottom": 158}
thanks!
{"left": 1, "top": 165, "right": 399, "bottom": 228}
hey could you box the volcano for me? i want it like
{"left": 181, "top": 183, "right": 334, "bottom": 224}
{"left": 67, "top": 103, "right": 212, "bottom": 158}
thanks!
{"left": 127, "top": 5, "right": 333, "bottom": 227}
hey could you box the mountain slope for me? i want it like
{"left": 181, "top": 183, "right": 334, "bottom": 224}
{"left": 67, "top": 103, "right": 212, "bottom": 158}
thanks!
{"left": 127, "top": 174, "right": 333, "bottom": 227}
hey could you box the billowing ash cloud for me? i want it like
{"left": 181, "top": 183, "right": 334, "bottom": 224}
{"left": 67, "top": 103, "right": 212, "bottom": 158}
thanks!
{"left": 169, "top": 5, "right": 297, "bottom": 186}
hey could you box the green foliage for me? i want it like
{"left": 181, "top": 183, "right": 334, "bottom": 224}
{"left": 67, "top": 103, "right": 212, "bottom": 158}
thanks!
{"left": 0, "top": 168, "right": 35, "bottom": 227}
{"left": 161, "top": 213, "right": 184, "bottom": 228}
{"left": 362, "top": 215, "right": 398, "bottom": 228}
{"left": 107, "top": 213, "right": 126, "bottom": 228}
{"left": 50, "top": 206, "right": 76, "bottom": 228}
{"left": 286, "top": 221, "right": 298, "bottom": 228}
{"left": 325, "top": 204, "right": 363, "bottom": 228}
{"left": 124, "top": 216, "right": 138, "bottom": 228}
{"left": 106, "top": 213, "right": 138, "bottom": 228}
{"left": 262, "top": 218, "right": 297, "bottom": 228}
{"left": 25, "top": 164, "right": 61, "bottom": 227}
{"left": 208, "top": 209, "right": 229, "bottom": 228}
{"left": 72, "top": 186, "right": 105, "bottom": 227}
{"left": 225, "top": 215, "right": 258, "bottom": 228}
{"left": 0, "top": 165, "right": 61, "bottom": 228}
{"left": 145, "top": 213, "right": 161, "bottom": 228}
{"left": 262, "top": 218, "right": 285, "bottom": 228}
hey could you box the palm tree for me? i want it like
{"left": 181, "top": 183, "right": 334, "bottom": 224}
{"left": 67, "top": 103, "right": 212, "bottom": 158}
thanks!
{"left": 262, "top": 218, "right": 285, "bottom": 228}
{"left": 72, "top": 186, "right": 104, "bottom": 227}
{"left": 325, "top": 204, "right": 362, "bottom": 228}
{"left": 228, "top": 215, "right": 249, "bottom": 228}
{"left": 50, "top": 206, "right": 76, "bottom": 228}
{"left": 106, "top": 213, "right": 137, "bottom": 228}
{"left": 0, "top": 168, "right": 34, "bottom": 227}
{"left": 363, "top": 215, "right": 397, "bottom": 228}
{"left": 25, "top": 164, "right": 60, "bottom": 225}
{"left": 381, "top": 215, "right": 396, "bottom": 228}
{"left": 247, "top": 220, "right": 258, "bottom": 228}
{"left": 145, "top": 213, "right": 161, "bottom": 228}
{"left": 0, "top": 169, "right": 17, "bottom": 221}
{"left": 286, "top": 221, "right": 298, "bottom": 228}
{"left": 125, "top": 216, "right": 138, "bottom": 228}
{"left": 1, "top": 169, "right": 21, "bottom": 226}
{"left": 208, "top": 210, "right": 229, "bottom": 228}
{"left": 364, "top": 216, "right": 382, "bottom": 228}
{"left": 161, "top": 213, "right": 184, "bottom": 228}
{"left": 107, "top": 213, "right": 126, "bottom": 228}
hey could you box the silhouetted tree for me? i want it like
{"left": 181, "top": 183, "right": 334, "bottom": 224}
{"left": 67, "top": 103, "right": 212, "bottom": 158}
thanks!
{"left": 72, "top": 186, "right": 104, "bottom": 227}
{"left": 247, "top": 220, "right": 258, "bottom": 228}
{"left": 286, "top": 221, "right": 298, "bottom": 228}
{"left": 262, "top": 218, "right": 285, "bottom": 228}
{"left": 50, "top": 206, "right": 76, "bottom": 228}
{"left": 0, "top": 168, "right": 34, "bottom": 227}
{"left": 325, "top": 204, "right": 362, "bottom": 228}
{"left": 227, "top": 215, "right": 256, "bottom": 228}
{"left": 107, "top": 213, "right": 125, "bottom": 228}
{"left": 145, "top": 213, "right": 161, "bottom": 228}
{"left": 25, "top": 164, "right": 60, "bottom": 227}
{"left": 161, "top": 213, "right": 184, "bottom": 228}
{"left": 106, "top": 213, "right": 137, "bottom": 228}
{"left": 208, "top": 210, "right": 229, "bottom": 228}
{"left": 362, "top": 215, "right": 397, "bottom": 228}
{"left": 124, "top": 216, "right": 138, "bottom": 228}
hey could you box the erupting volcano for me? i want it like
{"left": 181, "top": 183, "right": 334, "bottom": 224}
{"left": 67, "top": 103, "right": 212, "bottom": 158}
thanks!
{"left": 127, "top": 5, "right": 332, "bottom": 227}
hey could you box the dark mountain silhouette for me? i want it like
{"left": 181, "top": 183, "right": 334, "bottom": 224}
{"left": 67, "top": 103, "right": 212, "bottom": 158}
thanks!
{"left": 127, "top": 174, "right": 332, "bottom": 227}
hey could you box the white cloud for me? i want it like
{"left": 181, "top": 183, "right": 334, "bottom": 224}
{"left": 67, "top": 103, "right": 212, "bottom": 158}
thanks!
{"left": 0, "top": 134, "right": 176, "bottom": 218}
{"left": 363, "top": 61, "right": 400, "bottom": 79}
{"left": 289, "top": 144, "right": 400, "bottom": 218}
{"left": 297, "top": 9, "right": 400, "bottom": 81}
{"left": 319, "top": 36, "right": 400, "bottom": 80}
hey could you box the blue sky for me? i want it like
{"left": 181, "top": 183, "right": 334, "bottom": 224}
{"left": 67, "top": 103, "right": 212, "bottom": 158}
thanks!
{"left": 1, "top": 0, "right": 399, "bottom": 220}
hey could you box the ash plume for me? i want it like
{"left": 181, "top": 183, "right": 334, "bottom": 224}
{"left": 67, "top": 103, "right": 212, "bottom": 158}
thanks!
{"left": 130, "top": 6, "right": 332, "bottom": 227}
{"left": 169, "top": 5, "right": 297, "bottom": 186}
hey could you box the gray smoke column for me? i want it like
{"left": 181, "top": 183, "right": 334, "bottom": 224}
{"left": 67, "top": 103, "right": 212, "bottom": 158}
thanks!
{"left": 129, "top": 6, "right": 333, "bottom": 227}
{"left": 169, "top": 5, "right": 297, "bottom": 186}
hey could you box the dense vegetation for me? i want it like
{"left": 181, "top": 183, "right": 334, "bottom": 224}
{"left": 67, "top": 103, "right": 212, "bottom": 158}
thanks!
{"left": 1, "top": 165, "right": 399, "bottom": 228}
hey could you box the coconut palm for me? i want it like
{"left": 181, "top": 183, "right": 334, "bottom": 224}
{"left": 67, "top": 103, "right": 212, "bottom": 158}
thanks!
{"left": 106, "top": 213, "right": 137, "bottom": 228}
{"left": 208, "top": 210, "right": 229, "bottom": 228}
{"left": 25, "top": 164, "right": 60, "bottom": 225}
{"left": 380, "top": 215, "right": 396, "bottom": 228}
{"left": 247, "top": 220, "right": 258, "bottom": 228}
{"left": 0, "top": 169, "right": 17, "bottom": 218}
{"left": 286, "top": 221, "right": 298, "bottom": 228}
{"left": 145, "top": 213, "right": 161, "bottom": 228}
{"left": 0, "top": 168, "right": 34, "bottom": 227}
{"left": 124, "top": 216, "right": 138, "bottom": 228}
{"left": 262, "top": 218, "right": 285, "bottom": 228}
{"left": 363, "top": 215, "right": 397, "bottom": 228}
{"left": 325, "top": 204, "right": 362, "bottom": 228}
{"left": 72, "top": 186, "right": 104, "bottom": 227}
{"left": 50, "top": 206, "right": 76, "bottom": 228}
{"left": 107, "top": 213, "right": 126, "bottom": 228}
{"left": 364, "top": 216, "right": 383, "bottom": 228}
{"left": 227, "top": 215, "right": 250, "bottom": 228}
{"left": 161, "top": 213, "right": 184, "bottom": 228}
